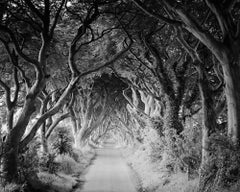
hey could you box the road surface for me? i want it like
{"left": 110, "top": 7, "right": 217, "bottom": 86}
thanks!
{"left": 77, "top": 142, "right": 137, "bottom": 192}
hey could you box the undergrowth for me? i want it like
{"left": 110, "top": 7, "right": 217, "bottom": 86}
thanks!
{"left": 199, "top": 133, "right": 240, "bottom": 192}
{"left": 124, "top": 116, "right": 201, "bottom": 192}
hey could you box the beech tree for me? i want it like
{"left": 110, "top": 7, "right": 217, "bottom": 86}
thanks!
{"left": 0, "top": 0, "right": 67, "bottom": 182}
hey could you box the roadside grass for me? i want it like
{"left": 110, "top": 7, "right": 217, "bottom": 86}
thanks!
{"left": 123, "top": 146, "right": 199, "bottom": 192}
{"left": 38, "top": 146, "right": 96, "bottom": 192}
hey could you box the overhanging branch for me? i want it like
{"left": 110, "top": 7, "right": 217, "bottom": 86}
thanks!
{"left": 131, "top": 0, "right": 181, "bottom": 25}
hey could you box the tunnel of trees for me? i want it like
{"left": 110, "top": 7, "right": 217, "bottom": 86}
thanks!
{"left": 0, "top": 0, "right": 240, "bottom": 192}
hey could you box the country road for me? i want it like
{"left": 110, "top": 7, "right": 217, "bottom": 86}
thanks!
{"left": 76, "top": 142, "right": 138, "bottom": 192}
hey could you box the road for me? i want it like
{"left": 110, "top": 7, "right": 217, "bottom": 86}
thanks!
{"left": 77, "top": 142, "right": 137, "bottom": 192}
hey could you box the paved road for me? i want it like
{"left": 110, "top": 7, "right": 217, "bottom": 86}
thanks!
{"left": 77, "top": 142, "right": 137, "bottom": 192}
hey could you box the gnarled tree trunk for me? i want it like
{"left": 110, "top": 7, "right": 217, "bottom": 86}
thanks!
{"left": 222, "top": 59, "right": 240, "bottom": 144}
{"left": 3, "top": 97, "right": 37, "bottom": 183}
{"left": 197, "top": 65, "right": 218, "bottom": 191}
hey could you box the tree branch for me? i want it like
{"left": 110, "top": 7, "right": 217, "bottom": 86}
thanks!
{"left": 78, "top": 37, "right": 133, "bottom": 79}
{"left": 46, "top": 113, "right": 70, "bottom": 139}
{"left": 0, "top": 37, "right": 30, "bottom": 89}
{"left": 205, "top": 0, "right": 230, "bottom": 38}
{"left": 173, "top": 8, "right": 226, "bottom": 64}
{"left": 0, "top": 25, "right": 40, "bottom": 67}
{"left": 49, "top": 0, "right": 66, "bottom": 38}
{"left": 12, "top": 67, "right": 20, "bottom": 105}
{"left": 131, "top": 0, "right": 181, "bottom": 25}
{"left": 24, "top": 0, "right": 44, "bottom": 21}
{"left": 0, "top": 79, "right": 11, "bottom": 109}
{"left": 224, "top": 0, "right": 238, "bottom": 12}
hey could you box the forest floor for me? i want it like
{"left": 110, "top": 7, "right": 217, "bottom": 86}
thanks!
{"left": 74, "top": 141, "right": 138, "bottom": 192}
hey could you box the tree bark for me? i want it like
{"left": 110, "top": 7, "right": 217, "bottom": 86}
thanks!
{"left": 7, "top": 109, "right": 14, "bottom": 131}
{"left": 69, "top": 108, "right": 78, "bottom": 135}
{"left": 45, "top": 113, "right": 70, "bottom": 139}
{"left": 41, "top": 122, "right": 49, "bottom": 154}
{"left": 222, "top": 60, "right": 240, "bottom": 145}
{"left": 164, "top": 96, "right": 183, "bottom": 134}
{"left": 40, "top": 95, "right": 50, "bottom": 154}
{"left": 197, "top": 65, "right": 217, "bottom": 191}
{"left": 2, "top": 139, "right": 19, "bottom": 183}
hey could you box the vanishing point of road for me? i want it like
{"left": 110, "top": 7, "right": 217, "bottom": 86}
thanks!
{"left": 76, "top": 141, "right": 138, "bottom": 192}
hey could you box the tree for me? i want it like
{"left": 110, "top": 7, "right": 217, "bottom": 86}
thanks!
{"left": 0, "top": 0, "right": 67, "bottom": 182}
{"left": 131, "top": 0, "right": 240, "bottom": 145}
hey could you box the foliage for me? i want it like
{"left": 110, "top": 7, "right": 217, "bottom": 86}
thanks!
{"left": 178, "top": 117, "right": 202, "bottom": 175}
{"left": 51, "top": 127, "right": 73, "bottom": 156}
{"left": 39, "top": 153, "right": 59, "bottom": 174}
{"left": 18, "top": 139, "right": 41, "bottom": 183}
{"left": 199, "top": 133, "right": 240, "bottom": 191}
{"left": 0, "top": 183, "right": 23, "bottom": 192}
{"left": 142, "top": 126, "right": 164, "bottom": 162}
{"left": 37, "top": 172, "right": 77, "bottom": 192}
{"left": 55, "top": 155, "right": 82, "bottom": 175}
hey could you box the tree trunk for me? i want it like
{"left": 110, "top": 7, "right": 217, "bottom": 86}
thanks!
{"left": 75, "top": 119, "right": 88, "bottom": 148}
{"left": 69, "top": 108, "right": 79, "bottom": 147}
{"left": 75, "top": 130, "right": 87, "bottom": 148}
{"left": 7, "top": 109, "right": 14, "bottom": 131}
{"left": 2, "top": 139, "right": 19, "bottom": 183}
{"left": 197, "top": 67, "right": 217, "bottom": 191}
{"left": 40, "top": 97, "right": 49, "bottom": 154}
{"left": 2, "top": 97, "right": 37, "bottom": 183}
{"left": 222, "top": 60, "right": 240, "bottom": 145}
{"left": 163, "top": 96, "right": 183, "bottom": 163}
{"left": 164, "top": 97, "right": 183, "bottom": 134}
{"left": 41, "top": 122, "right": 49, "bottom": 154}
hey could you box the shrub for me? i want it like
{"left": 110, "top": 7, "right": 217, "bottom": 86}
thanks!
{"left": 199, "top": 133, "right": 240, "bottom": 192}
{"left": 18, "top": 139, "right": 41, "bottom": 183}
{"left": 159, "top": 117, "right": 202, "bottom": 175}
{"left": 38, "top": 172, "right": 77, "bottom": 192}
{"left": 71, "top": 149, "right": 83, "bottom": 162}
{"left": 142, "top": 127, "right": 164, "bottom": 162}
{"left": 51, "top": 127, "right": 73, "bottom": 156}
{"left": 55, "top": 155, "right": 82, "bottom": 175}
{"left": 39, "top": 153, "right": 59, "bottom": 174}
{"left": 212, "top": 134, "right": 240, "bottom": 185}
{"left": 0, "top": 183, "right": 22, "bottom": 192}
